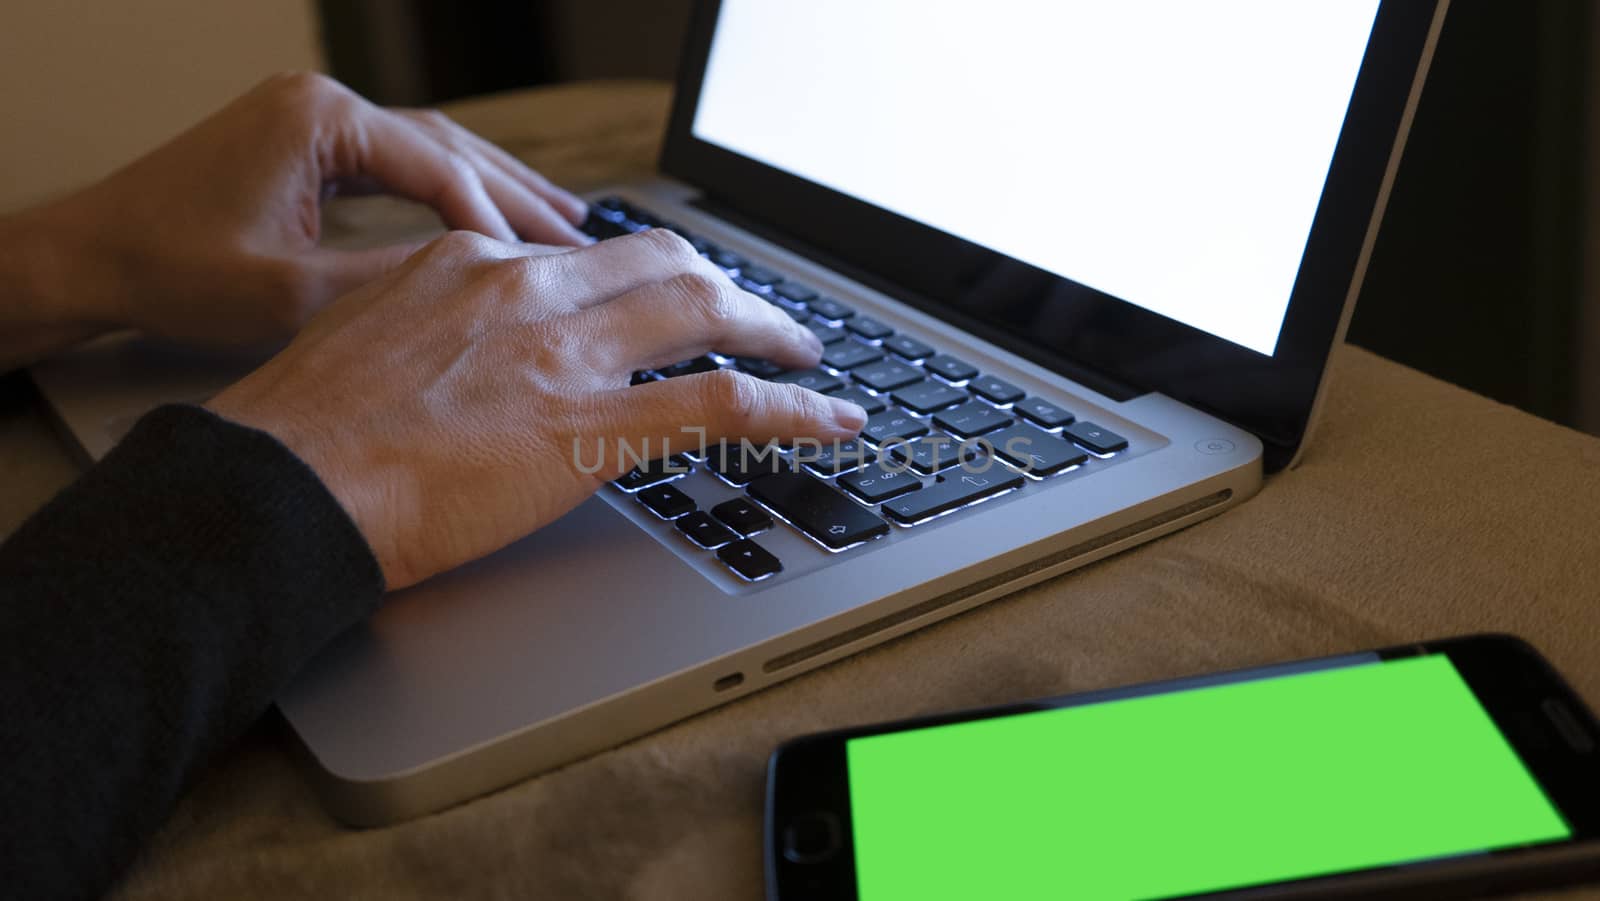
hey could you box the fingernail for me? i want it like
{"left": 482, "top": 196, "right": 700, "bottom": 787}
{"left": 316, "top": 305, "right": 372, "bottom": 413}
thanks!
{"left": 801, "top": 326, "right": 824, "bottom": 354}
{"left": 828, "top": 397, "right": 868, "bottom": 433}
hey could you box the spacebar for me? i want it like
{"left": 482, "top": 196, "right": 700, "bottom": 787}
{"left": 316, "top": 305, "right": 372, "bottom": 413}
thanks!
{"left": 882, "top": 469, "right": 1024, "bottom": 525}
{"left": 747, "top": 472, "right": 889, "bottom": 549}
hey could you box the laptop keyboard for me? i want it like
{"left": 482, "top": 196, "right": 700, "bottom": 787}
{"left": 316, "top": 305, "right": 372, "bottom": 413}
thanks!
{"left": 582, "top": 197, "right": 1132, "bottom": 585}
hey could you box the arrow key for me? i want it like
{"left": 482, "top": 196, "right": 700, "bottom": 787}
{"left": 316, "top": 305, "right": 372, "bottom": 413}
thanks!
{"left": 718, "top": 539, "right": 783, "bottom": 582}
{"left": 676, "top": 511, "right": 738, "bottom": 549}
{"left": 637, "top": 482, "right": 696, "bottom": 520}
{"left": 711, "top": 497, "right": 773, "bottom": 536}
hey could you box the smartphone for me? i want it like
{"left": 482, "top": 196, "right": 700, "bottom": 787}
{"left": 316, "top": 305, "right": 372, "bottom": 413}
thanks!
{"left": 765, "top": 635, "right": 1600, "bottom": 900}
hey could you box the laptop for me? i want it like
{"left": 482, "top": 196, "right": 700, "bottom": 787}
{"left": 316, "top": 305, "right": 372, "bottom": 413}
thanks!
{"left": 29, "top": 0, "right": 1446, "bottom": 824}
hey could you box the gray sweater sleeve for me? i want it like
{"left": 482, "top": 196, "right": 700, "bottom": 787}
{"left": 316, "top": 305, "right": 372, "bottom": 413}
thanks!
{"left": 0, "top": 404, "right": 385, "bottom": 900}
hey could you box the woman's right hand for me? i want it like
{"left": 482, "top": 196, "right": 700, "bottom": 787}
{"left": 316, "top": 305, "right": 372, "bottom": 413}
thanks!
{"left": 207, "top": 228, "right": 868, "bottom": 589}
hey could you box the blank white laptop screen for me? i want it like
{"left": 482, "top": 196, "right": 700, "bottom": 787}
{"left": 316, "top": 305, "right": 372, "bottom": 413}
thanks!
{"left": 692, "top": 1, "right": 1382, "bottom": 356}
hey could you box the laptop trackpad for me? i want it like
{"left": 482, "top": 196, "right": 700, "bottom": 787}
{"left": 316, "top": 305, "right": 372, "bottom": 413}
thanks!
{"left": 279, "top": 494, "right": 735, "bottom": 778}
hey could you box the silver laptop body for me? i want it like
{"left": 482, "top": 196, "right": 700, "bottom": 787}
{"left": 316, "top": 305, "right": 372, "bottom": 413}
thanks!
{"left": 30, "top": 0, "right": 1446, "bottom": 824}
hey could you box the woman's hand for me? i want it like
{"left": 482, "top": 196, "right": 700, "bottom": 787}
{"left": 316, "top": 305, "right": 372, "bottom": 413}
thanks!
{"left": 0, "top": 71, "right": 589, "bottom": 367}
{"left": 207, "top": 228, "right": 869, "bottom": 589}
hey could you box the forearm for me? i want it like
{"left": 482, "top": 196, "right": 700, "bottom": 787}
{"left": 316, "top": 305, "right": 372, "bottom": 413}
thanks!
{"left": 0, "top": 201, "right": 126, "bottom": 371}
{"left": 0, "top": 405, "right": 384, "bottom": 900}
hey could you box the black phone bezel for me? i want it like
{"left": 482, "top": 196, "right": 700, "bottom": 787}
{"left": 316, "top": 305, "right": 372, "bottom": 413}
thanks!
{"left": 765, "top": 634, "right": 1600, "bottom": 901}
{"left": 662, "top": 1, "right": 1443, "bottom": 472}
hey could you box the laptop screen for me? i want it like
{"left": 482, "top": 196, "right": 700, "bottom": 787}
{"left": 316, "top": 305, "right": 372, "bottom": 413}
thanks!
{"left": 690, "top": 1, "right": 1382, "bottom": 357}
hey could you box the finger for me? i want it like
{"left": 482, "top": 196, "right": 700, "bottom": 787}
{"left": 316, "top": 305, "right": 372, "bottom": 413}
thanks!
{"left": 602, "top": 370, "right": 868, "bottom": 463}
{"left": 575, "top": 272, "right": 823, "bottom": 375}
{"left": 335, "top": 107, "right": 518, "bottom": 241}
{"left": 472, "top": 157, "right": 593, "bottom": 247}
{"left": 404, "top": 110, "right": 588, "bottom": 225}
{"left": 459, "top": 130, "right": 588, "bottom": 225}
{"left": 536, "top": 228, "right": 732, "bottom": 310}
{"left": 301, "top": 233, "right": 570, "bottom": 333}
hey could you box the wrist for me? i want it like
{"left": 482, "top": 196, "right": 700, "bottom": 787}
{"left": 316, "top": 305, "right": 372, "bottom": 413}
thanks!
{"left": 1, "top": 195, "right": 135, "bottom": 330}
{"left": 206, "top": 376, "right": 403, "bottom": 584}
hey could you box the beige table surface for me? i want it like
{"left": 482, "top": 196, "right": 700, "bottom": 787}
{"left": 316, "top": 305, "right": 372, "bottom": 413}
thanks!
{"left": 3, "top": 81, "right": 1598, "bottom": 900}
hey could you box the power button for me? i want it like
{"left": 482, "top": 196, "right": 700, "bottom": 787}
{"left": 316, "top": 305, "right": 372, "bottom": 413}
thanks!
{"left": 1195, "top": 438, "right": 1235, "bottom": 455}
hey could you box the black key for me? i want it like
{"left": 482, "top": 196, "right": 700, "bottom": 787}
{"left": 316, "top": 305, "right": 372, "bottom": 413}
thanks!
{"left": 891, "top": 380, "right": 968, "bottom": 415}
{"left": 968, "top": 375, "right": 1026, "bottom": 405}
{"left": 638, "top": 483, "right": 696, "bottom": 519}
{"left": 712, "top": 497, "right": 773, "bottom": 536}
{"left": 613, "top": 454, "right": 693, "bottom": 492}
{"left": 740, "top": 264, "right": 783, "bottom": 287}
{"left": 923, "top": 354, "right": 979, "bottom": 383}
{"left": 707, "top": 442, "right": 792, "bottom": 486}
{"left": 851, "top": 359, "right": 924, "bottom": 393}
{"left": 846, "top": 316, "right": 894, "bottom": 340}
{"left": 594, "top": 197, "right": 628, "bottom": 218}
{"left": 1064, "top": 421, "right": 1129, "bottom": 454}
{"left": 883, "top": 334, "right": 935, "bottom": 360}
{"left": 827, "top": 386, "right": 888, "bottom": 415}
{"left": 747, "top": 472, "right": 890, "bottom": 549}
{"left": 658, "top": 356, "right": 721, "bottom": 378}
{"left": 807, "top": 297, "right": 856, "bottom": 321}
{"left": 887, "top": 434, "right": 978, "bottom": 475}
{"left": 718, "top": 538, "right": 783, "bottom": 581}
{"left": 736, "top": 357, "right": 786, "bottom": 379}
{"left": 983, "top": 423, "right": 1088, "bottom": 477}
{"left": 795, "top": 438, "right": 876, "bottom": 476}
{"left": 821, "top": 341, "right": 885, "bottom": 371}
{"left": 581, "top": 210, "right": 629, "bottom": 240}
{"left": 773, "top": 282, "right": 818, "bottom": 305}
{"left": 932, "top": 401, "right": 1014, "bottom": 439}
{"left": 805, "top": 320, "right": 849, "bottom": 345}
{"left": 625, "top": 208, "right": 662, "bottom": 228}
{"left": 676, "top": 511, "right": 738, "bottom": 549}
{"left": 710, "top": 249, "right": 746, "bottom": 271}
{"left": 862, "top": 409, "right": 931, "bottom": 445}
{"left": 1014, "top": 397, "right": 1075, "bottom": 429}
{"left": 773, "top": 368, "right": 845, "bottom": 393}
{"left": 882, "top": 468, "right": 1024, "bottom": 525}
{"left": 838, "top": 462, "right": 925, "bottom": 504}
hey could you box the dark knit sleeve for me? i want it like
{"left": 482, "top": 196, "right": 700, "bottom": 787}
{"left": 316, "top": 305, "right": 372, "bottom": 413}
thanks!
{"left": 0, "top": 404, "right": 385, "bottom": 900}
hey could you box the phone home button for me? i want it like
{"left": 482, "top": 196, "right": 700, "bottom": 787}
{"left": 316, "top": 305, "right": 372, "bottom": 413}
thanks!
{"left": 783, "top": 811, "right": 842, "bottom": 864}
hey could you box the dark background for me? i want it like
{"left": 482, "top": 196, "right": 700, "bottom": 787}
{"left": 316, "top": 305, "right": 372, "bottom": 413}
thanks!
{"left": 317, "top": 0, "right": 1596, "bottom": 434}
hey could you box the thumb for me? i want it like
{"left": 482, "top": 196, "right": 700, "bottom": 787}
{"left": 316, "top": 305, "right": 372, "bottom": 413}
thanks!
{"left": 313, "top": 241, "right": 431, "bottom": 300}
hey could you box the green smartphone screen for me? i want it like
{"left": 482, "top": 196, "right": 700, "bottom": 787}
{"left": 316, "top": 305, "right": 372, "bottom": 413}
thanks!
{"left": 844, "top": 654, "right": 1570, "bottom": 900}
